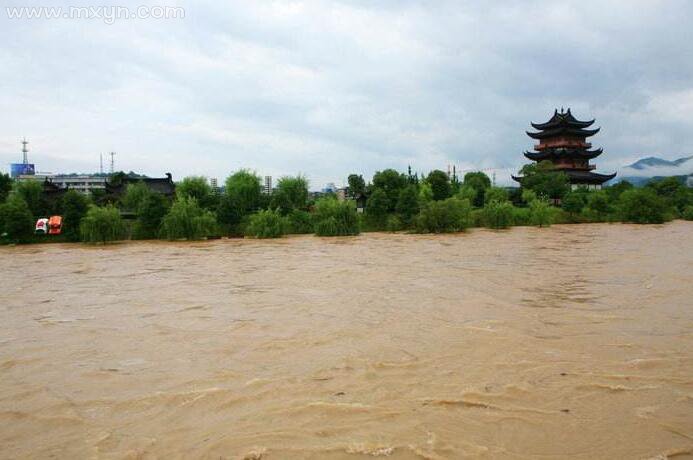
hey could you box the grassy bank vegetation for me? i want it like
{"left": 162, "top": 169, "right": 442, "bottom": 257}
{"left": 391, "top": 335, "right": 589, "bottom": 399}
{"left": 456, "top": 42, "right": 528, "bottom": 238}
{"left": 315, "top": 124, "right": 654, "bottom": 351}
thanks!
{"left": 0, "top": 161, "right": 691, "bottom": 245}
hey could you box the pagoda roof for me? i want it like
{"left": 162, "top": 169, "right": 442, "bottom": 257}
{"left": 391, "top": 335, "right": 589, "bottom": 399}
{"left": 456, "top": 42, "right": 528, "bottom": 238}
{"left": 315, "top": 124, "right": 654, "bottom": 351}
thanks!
{"left": 524, "top": 147, "right": 603, "bottom": 161}
{"left": 563, "top": 170, "right": 617, "bottom": 184}
{"left": 527, "top": 108, "right": 600, "bottom": 139}
{"left": 530, "top": 108, "right": 595, "bottom": 130}
{"left": 512, "top": 170, "right": 616, "bottom": 185}
{"left": 526, "top": 126, "right": 600, "bottom": 139}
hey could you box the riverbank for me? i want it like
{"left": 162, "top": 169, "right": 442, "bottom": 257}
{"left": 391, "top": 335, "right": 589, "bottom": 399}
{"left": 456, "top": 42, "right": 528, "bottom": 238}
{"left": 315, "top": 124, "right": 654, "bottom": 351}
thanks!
{"left": 1, "top": 221, "right": 691, "bottom": 459}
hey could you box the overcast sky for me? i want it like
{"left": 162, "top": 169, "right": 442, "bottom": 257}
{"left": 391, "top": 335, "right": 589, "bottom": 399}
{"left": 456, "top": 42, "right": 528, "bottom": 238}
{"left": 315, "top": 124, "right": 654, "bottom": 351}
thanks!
{"left": 1, "top": 0, "right": 692, "bottom": 188}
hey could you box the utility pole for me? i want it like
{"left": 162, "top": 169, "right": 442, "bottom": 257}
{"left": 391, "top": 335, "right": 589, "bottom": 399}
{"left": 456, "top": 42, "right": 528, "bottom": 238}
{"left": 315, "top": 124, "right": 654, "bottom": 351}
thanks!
{"left": 109, "top": 152, "right": 116, "bottom": 174}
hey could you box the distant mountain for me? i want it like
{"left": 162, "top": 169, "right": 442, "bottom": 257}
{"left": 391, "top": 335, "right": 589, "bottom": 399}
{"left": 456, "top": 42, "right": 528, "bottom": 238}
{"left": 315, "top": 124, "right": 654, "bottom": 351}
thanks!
{"left": 616, "top": 155, "right": 693, "bottom": 185}
{"left": 626, "top": 155, "right": 693, "bottom": 170}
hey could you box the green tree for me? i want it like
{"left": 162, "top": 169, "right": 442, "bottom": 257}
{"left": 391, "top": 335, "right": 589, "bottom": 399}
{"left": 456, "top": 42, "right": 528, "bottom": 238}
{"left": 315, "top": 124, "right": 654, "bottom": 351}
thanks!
{"left": 365, "top": 188, "right": 389, "bottom": 228}
{"left": 419, "top": 182, "right": 433, "bottom": 204}
{"left": 416, "top": 197, "right": 472, "bottom": 233}
{"left": 121, "top": 182, "right": 151, "bottom": 211}
{"left": 484, "top": 186, "right": 509, "bottom": 204}
{"left": 161, "top": 197, "right": 217, "bottom": 240}
{"left": 605, "top": 180, "right": 633, "bottom": 202}
{"left": 647, "top": 176, "right": 691, "bottom": 215}
{"left": 15, "top": 180, "right": 47, "bottom": 218}
{"left": 372, "top": 169, "right": 407, "bottom": 211}
{"left": 529, "top": 199, "right": 554, "bottom": 227}
{"left": 0, "top": 173, "right": 12, "bottom": 203}
{"left": 286, "top": 209, "right": 313, "bottom": 234}
{"left": 61, "top": 190, "right": 89, "bottom": 242}
{"left": 617, "top": 188, "right": 670, "bottom": 224}
{"left": 245, "top": 209, "right": 286, "bottom": 238}
{"left": 347, "top": 174, "right": 366, "bottom": 197}
{"left": 0, "top": 194, "right": 34, "bottom": 242}
{"left": 483, "top": 200, "right": 514, "bottom": 229}
{"left": 133, "top": 192, "right": 169, "bottom": 239}
{"left": 217, "top": 170, "right": 262, "bottom": 232}
{"left": 561, "top": 190, "right": 589, "bottom": 218}
{"left": 395, "top": 184, "right": 420, "bottom": 225}
{"left": 271, "top": 175, "right": 309, "bottom": 213}
{"left": 313, "top": 197, "right": 360, "bottom": 236}
{"left": 426, "top": 170, "right": 451, "bottom": 201}
{"left": 462, "top": 172, "right": 491, "bottom": 207}
{"left": 80, "top": 205, "right": 125, "bottom": 244}
{"left": 519, "top": 161, "right": 570, "bottom": 200}
{"left": 177, "top": 176, "right": 214, "bottom": 209}
{"left": 583, "top": 190, "right": 612, "bottom": 221}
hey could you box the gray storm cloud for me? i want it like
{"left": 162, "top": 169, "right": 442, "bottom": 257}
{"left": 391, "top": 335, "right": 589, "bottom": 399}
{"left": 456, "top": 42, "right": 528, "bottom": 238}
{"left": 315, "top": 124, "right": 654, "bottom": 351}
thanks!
{"left": 1, "top": 0, "right": 692, "bottom": 188}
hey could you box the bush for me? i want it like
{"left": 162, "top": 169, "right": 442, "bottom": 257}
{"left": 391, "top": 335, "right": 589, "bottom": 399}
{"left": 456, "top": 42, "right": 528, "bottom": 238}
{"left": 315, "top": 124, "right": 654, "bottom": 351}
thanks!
{"left": 617, "top": 188, "right": 671, "bottom": 224}
{"left": 529, "top": 199, "right": 555, "bottom": 227}
{"left": 386, "top": 215, "right": 403, "bottom": 232}
{"left": 80, "top": 205, "right": 125, "bottom": 243}
{"left": 0, "top": 195, "right": 34, "bottom": 242}
{"left": 61, "top": 189, "right": 89, "bottom": 242}
{"left": 582, "top": 190, "right": 612, "bottom": 222}
{"left": 682, "top": 205, "right": 693, "bottom": 221}
{"left": 483, "top": 200, "right": 514, "bottom": 229}
{"left": 512, "top": 206, "right": 531, "bottom": 226}
{"left": 160, "top": 197, "right": 217, "bottom": 240}
{"left": 245, "top": 209, "right": 286, "bottom": 238}
{"left": 395, "top": 185, "right": 420, "bottom": 225}
{"left": 484, "top": 187, "right": 509, "bottom": 204}
{"left": 133, "top": 192, "right": 169, "bottom": 239}
{"left": 313, "top": 197, "right": 360, "bottom": 236}
{"left": 286, "top": 209, "right": 313, "bottom": 234}
{"left": 416, "top": 197, "right": 471, "bottom": 233}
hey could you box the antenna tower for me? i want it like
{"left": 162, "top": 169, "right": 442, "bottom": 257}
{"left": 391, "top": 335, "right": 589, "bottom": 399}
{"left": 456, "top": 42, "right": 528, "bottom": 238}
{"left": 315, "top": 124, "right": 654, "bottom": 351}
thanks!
{"left": 21, "top": 138, "right": 29, "bottom": 164}
{"left": 109, "top": 152, "right": 116, "bottom": 174}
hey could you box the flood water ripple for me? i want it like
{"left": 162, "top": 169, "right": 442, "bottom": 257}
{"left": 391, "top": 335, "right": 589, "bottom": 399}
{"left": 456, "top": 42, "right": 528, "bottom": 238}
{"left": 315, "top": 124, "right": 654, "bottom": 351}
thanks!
{"left": 0, "top": 222, "right": 692, "bottom": 459}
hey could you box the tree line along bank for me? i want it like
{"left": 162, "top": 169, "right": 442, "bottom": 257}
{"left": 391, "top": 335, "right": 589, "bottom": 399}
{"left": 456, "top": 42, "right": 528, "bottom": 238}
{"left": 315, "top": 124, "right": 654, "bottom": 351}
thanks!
{"left": 0, "top": 161, "right": 692, "bottom": 244}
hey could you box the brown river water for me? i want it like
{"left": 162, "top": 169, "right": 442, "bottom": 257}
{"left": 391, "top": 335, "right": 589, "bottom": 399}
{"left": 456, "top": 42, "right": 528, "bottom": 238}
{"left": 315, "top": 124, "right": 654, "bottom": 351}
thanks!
{"left": 1, "top": 222, "right": 692, "bottom": 459}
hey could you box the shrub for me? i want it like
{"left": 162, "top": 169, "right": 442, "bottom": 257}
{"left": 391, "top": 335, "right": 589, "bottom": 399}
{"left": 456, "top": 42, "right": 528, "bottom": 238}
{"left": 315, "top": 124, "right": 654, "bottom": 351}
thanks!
{"left": 682, "top": 205, "right": 693, "bottom": 221}
{"left": 483, "top": 200, "right": 514, "bottom": 229}
{"left": 313, "top": 197, "right": 360, "bottom": 236}
{"left": 365, "top": 188, "right": 389, "bottom": 229}
{"left": 61, "top": 189, "right": 89, "bottom": 242}
{"left": 395, "top": 185, "right": 420, "bottom": 225}
{"left": 512, "top": 206, "right": 531, "bottom": 226}
{"left": 484, "top": 187, "right": 509, "bottom": 204}
{"left": 133, "top": 192, "right": 169, "bottom": 239}
{"left": 0, "top": 195, "right": 34, "bottom": 242}
{"left": 529, "top": 199, "right": 554, "bottom": 227}
{"left": 617, "top": 188, "right": 671, "bottom": 224}
{"left": 80, "top": 205, "right": 125, "bottom": 243}
{"left": 386, "top": 215, "right": 403, "bottom": 232}
{"left": 416, "top": 197, "right": 471, "bottom": 233}
{"left": 245, "top": 209, "right": 286, "bottom": 238}
{"left": 286, "top": 209, "right": 313, "bottom": 234}
{"left": 160, "top": 197, "right": 217, "bottom": 240}
{"left": 582, "top": 190, "right": 612, "bottom": 222}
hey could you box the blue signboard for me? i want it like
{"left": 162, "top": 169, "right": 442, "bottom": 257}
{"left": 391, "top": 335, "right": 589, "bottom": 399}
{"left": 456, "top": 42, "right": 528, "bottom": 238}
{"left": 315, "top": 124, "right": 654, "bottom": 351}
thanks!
{"left": 10, "top": 163, "right": 35, "bottom": 178}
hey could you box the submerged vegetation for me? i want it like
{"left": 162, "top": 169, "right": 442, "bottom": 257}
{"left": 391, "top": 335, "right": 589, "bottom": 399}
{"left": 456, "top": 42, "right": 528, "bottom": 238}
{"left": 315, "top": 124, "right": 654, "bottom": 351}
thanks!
{"left": 0, "top": 164, "right": 691, "bottom": 245}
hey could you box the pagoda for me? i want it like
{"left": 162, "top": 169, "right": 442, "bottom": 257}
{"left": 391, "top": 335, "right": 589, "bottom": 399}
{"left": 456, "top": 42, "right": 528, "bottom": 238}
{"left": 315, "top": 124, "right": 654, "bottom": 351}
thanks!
{"left": 513, "top": 108, "right": 616, "bottom": 189}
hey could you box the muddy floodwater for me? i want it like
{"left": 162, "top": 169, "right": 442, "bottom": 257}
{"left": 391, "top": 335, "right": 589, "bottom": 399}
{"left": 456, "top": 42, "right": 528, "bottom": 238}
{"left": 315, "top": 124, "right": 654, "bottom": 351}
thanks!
{"left": 1, "top": 222, "right": 692, "bottom": 459}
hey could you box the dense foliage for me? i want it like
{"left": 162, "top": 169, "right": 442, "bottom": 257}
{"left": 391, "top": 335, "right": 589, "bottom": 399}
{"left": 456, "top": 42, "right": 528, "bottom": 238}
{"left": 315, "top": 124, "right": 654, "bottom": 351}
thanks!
{"left": 0, "top": 195, "right": 34, "bottom": 242}
{"left": 160, "top": 197, "right": 217, "bottom": 240}
{"left": 61, "top": 190, "right": 89, "bottom": 241}
{"left": 80, "top": 205, "right": 125, "bottom": 243}
{"left": 313, "top": 197, "right": 360, "bottom": 236}
{"left": 245, "top": 209, "right": 286, "bottom": 238}
{"left": 416, "top": 197, "right": 472, "bottom": 233}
